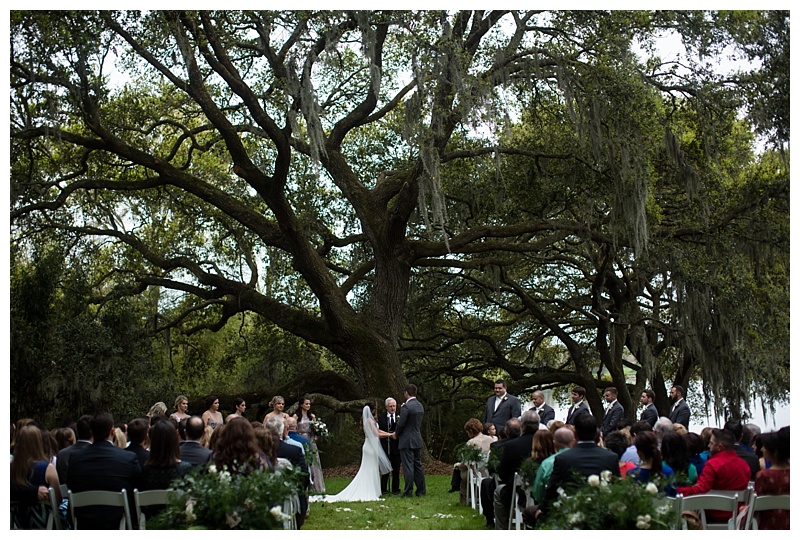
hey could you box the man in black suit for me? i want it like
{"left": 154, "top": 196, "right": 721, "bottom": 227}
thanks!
{"left": 395, "top": 383, "right": 426, "bottom": 497}
{"left": 668, "top": 385, "right": 691, "bottom": 429}
{"left": 493, "top": 410, "right": 540, "bottom": 529}
{"left": 484, "top": 380, "right": 522, "bottom": 432}
{"left": 179, "top": 415, "right": 213, "bottom": 467}
{"left": 529, "top": 390, "right": 555, "bottom": 426}
{"left": 378, "top": 397, "right": 401, "bottom": 495}
{"left": 639, "top": 389, "right": 658, "bottom": 427}
{"left": 125, "top": 417, "right": 150, "bottom": 469}
{"left": 67, "top": 412, "right": 141, "bottom": 529}
{"left": 480, "top": 418, "right": 520, "bottom": 528}
{"left": 543, "top": 413, "right": 620, "bottom": 505}
{"left": 56, "top": 415, "right": 92, "bottom": 484}
{"left": 565, "top": 386, "right": 591, "bottom": 425}
{"left": 265, "top": 415, "right": 309, "bottom": 528}
{"left": 600, "top": 387, "right": 624, "bottom": 438}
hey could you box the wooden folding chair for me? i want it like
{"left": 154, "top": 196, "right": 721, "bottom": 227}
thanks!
{"left": 68, "top": 488, "right": 133, "bottom": 530}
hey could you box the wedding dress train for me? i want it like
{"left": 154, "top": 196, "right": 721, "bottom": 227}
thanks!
{"left": 310, "top": 405, "right": 392, "bottom": 503}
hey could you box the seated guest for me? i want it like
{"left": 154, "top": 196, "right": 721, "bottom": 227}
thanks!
{"left": 653, "top": 416, "right": 674, "bottom": 447}
{"left": 125, "top": 418, "right": 150, "bottom": 468}
{"left": 660, "top": 431, "right": 696, "bottom": 485}
{"left": 677, "top": 428, "right": 750, "bottom": 524}
{"left": 52, "top": 427, "right": 76, "bottom": 453}
{"left": 531, "top": 427, "right": 574, "bottom": 503}
{"left": 629, "top": 431, "right": 676, "bottom": 495}
{"left": 141, "top": 421, "right": 192, "bottom": 490}
{"left": 698, "top": 426, "right": 714, "bottom": 462}
{"left": 10, "top": 425, "right": 62, "bottom": 529}
{"left": 67, "top": 412, "right": 141, "bottom": 529}
{"left": 253, "top": 427, "right": 277, "bottom": 472}
{"left": 213, "top": 417, "right": 267, "bottom": 474}
{"left": 56, "top": 415, "right": 92, "bottom": 484}
{"left": 753, "top": 427, "right": 789, "bottom": 529}
{"left": 452, "top": 418, "right": 494, "bottom": 503}
{"left": 483, "top": 422, "right": 497, "bottom": 438}
{"left": 724, "top": 418, "right": 760, "bottom": 481}
{"left": 179, "top": 416, "right": 213, "bottom": 467}
{"left": 603, "top": 430, "right": 636, "bottom": 478}
{"left": 684, "top": 431, "right": 707, "bottom": 477}
{"left": 620, "top": 421, "right": 651, "bottom": 465}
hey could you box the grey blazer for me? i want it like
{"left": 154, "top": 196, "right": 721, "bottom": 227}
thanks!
{"left": 395, "top": 398, "right": 424, "bottom": 450}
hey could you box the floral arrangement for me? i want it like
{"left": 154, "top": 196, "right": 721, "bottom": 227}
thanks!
{"left": 518, "top": 457, "right": 541, "bottom": 487}
{"left": 456, "top": 442, "right": 487, "bottom": 465}
{"left": 148, "top": 463, "right": 304, "bottom": 530}
{"left": 310, "top": 417, "right": 330, "bottom": 439}
{"left": 539, "top": 471, "right": 680, "bottom": 530}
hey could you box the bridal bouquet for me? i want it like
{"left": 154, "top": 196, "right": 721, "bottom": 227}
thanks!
{"left": 310, "top": 417, "right": 330, "bottom": 439}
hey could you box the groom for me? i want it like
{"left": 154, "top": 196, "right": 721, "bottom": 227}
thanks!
{"left": 394, "top": 383, "right": 426, "bottom": 497}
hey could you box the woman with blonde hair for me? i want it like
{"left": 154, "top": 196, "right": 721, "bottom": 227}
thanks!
{"left": 147, "top": 401, "right": 168, "bottom": 419}
{"left": 262, "top": 395, "right": 289, "bottom": 424}
{"left": 170, "top": 395, "right": 190, "bottom": 422}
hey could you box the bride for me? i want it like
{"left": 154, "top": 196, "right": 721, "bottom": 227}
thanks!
{"left": 311, "top": 400, "right": 393, "bottom": 502}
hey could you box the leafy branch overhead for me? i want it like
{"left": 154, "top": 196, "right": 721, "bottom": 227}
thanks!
{"left": 10, "top": 10, "right": 788, "bottom": 420}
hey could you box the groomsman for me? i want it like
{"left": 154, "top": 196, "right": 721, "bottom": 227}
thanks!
{"left": 668, "top": 385, "right": 691, "bottom": 429}
{"left": 529, "top": 390, "right": 555, "bottom": 426}
{"left": 484, "top": 380, "right": 522, "bottom": 432}
{"left": 639, "top": 389, "right": 658, "bottom": 427}
{"left": 565, "top": 386, "right": 591, "bottom": 425}
{"left": 600, "top": 387, "right": 624, "bottom": 438}
{"left": 378, "top": 397, "right": 401, "bottom": 495}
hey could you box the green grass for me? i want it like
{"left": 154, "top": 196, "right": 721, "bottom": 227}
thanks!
{"left": 302, "top": 475, "right": 487, "bottom": 530}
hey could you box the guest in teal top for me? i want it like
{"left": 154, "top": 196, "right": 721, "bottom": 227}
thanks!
{"left": 531, "top": 427, "right": 574, "bottom": 503}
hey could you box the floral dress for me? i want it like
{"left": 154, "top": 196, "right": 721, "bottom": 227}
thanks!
{"left": 297, "top": 413, "right": 326, "bottom": 493}
{"left": 754, "top": 468, "right": 789, "bottom": 529}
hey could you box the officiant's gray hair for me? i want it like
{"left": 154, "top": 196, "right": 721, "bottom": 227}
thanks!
{"left": 385, "top": 397, "right": 396, "bottom": 406}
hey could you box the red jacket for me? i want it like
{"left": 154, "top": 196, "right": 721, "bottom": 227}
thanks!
{"left": 677, "top": 449, "right": 750, "bottom": 522}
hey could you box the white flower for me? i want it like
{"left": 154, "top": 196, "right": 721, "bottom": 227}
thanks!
{"left": 184, "top": 498, "right": 196, "bottom": 523}
{"left": 568, "top": 511, "right": 585, "bottom": 525}
{"left": 226, "top": 511, "right": 241, "bottom": 528}
{"left": 207, "top": 464, "right": 217, "bottom": 474}
{"left": 270, "top": 506, "right": 283, "bottom": 518}
{"left": 601, "top": 470, "right": 612, "bottom": 483}
{"left": 219, "top": 470, "right": 232, "bottom": 485}
{"left": 645, "top": 482, "right": 658, "bottom": 495}
{"left": 587, "top": 474, "right": 600, "bottom": 487}
{"left": 636, "top": 514, "right": 652, "bottom": 529}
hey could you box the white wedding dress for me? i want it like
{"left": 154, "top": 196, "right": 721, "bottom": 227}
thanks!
{"left": 310, "top": 405, "right": 392, "bottom": 503}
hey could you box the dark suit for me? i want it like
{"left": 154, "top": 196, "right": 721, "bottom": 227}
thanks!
{"left": 396, "top": 397, "right": 425, "bottom": 497}
{"left": 125, "top": 443, "right": 149, "bottom": 470}
{"left": 601, "top": 401, "right": 624, "bottom": 437}
{"left": 530, "top": 404, "right": 555, "bottom": 426}
{"left": 378, "top": 412, "right": 401, "bottom": 494}
{"left": 480, "top": 437, "right": 513, "bottom": 527}
{"left": 734, "top": 444, "right": 760, "bottom": 481}
{"left": 565, "top": 400, "right": 591, "bottom": 425}
{"left": 56, "top": 440, "right": 91, "bottom": 485}
{"left": 485, "top": 393, "right": 522, "bottom": 432}
{"left": 640, "top": 403, "right": 658, "bottom": 427}
{"left": 278, "top": 440, "right": 309, "bottom": 527}
{"left": 179, "top": 440, "right": 213, "bottom": 467}
{"left": 544, "top": 441, "right": 620, "bottom": 506}
{"left": 494, "top": 431, "right": 535, "bottom": 529}
{"left": 66, "top": 440, "right": 141, "bottom": 529}
{"left": 669, "top": 399, "right": 691, "bottom": 429}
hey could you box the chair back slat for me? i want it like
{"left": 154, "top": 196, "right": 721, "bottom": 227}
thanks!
{"left": 68, "top": 488, "right": 132, "bottom": 530}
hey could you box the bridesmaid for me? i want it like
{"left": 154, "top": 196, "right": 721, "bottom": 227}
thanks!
{"left": 170, "top": 395, "right": 190, "bottom": 423}
{"left": 201, "top": 396, "right": 223, "bottom": 430}
{"left": 262, "top": 395, "right": 289, "bottom": 424}
{"left": 294, "top": 396, "right": 325, "bottom": 493}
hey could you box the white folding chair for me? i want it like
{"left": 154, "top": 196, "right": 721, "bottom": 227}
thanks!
{"left": 282, "top": 494, "right": 299, "bottom": 530}
{"left": 676, "top": 492, "right": 739, "bottom": 530}
{"left": 68, "top": 488, "right": 133, "bottom": 530}
{"left": 133, "top": 488, "right": 173, "bottom": 530}
{"left": 508, "top": 472, "right": 531, "bottom": 530}
{"left": 47, "top": 486, "right": 64, "bottom": 530}
{"left": 744, "top": 491, "right": 791, "bottom": 530}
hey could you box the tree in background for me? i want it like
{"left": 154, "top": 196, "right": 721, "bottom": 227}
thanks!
{"left": 10, "top": 11, "right": 788, "bottom": 428}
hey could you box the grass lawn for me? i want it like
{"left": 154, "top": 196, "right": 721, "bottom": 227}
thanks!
{"left": 302, "top": 475, "right": 487, "bottom": 530}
